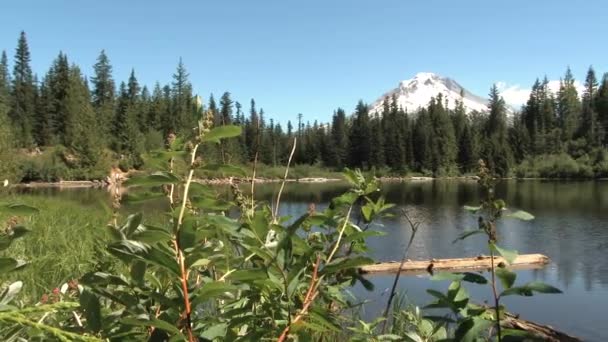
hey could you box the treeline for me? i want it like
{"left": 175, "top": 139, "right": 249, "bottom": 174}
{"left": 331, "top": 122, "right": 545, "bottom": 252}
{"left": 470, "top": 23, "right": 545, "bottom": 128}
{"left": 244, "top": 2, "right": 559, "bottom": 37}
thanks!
{"left": 1, "top": 31, "right": 608, "bottom": 181}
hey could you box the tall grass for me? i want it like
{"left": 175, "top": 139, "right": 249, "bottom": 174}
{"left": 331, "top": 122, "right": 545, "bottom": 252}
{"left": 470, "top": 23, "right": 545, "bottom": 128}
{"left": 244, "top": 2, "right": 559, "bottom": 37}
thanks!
{"left": 0, "top": 193, "right": 112, "bottom": 300}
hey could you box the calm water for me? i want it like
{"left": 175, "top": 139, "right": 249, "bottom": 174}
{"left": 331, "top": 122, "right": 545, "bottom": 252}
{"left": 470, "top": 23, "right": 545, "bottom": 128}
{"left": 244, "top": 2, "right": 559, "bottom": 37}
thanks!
{"left": 260, "top": 180, "right": 608, "bottom": 341}
{"left": 12, "top": 180, "right": 608, "bottom": 340}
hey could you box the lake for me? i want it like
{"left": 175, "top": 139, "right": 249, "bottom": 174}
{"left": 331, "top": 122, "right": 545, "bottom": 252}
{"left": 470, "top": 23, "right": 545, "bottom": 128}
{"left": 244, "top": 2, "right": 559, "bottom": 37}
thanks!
{"left": 5, "top": 180, "right": 608, "bottom": 341}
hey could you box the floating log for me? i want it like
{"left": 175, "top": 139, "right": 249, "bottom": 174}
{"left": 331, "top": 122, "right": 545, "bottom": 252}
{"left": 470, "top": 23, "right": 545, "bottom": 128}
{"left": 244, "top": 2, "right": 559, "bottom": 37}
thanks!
{"left": 501, "top": 311, "right": 581, "bottom": 342}
{"left": 360, "top": 254, "right": 550, "bottom": 275}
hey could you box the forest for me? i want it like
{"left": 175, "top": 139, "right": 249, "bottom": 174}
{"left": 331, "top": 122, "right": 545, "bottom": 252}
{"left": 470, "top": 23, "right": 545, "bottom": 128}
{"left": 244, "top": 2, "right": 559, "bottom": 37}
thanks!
{"left": 1, "top": 31, "right": 608, "bottom": 182}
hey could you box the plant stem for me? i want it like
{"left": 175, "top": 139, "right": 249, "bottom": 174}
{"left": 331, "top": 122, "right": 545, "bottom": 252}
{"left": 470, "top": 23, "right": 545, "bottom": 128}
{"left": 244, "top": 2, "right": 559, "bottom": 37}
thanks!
{"left": 273, "top": 137, "right": 297, "bottom": 221}
{"left": 490, "top": 244, "right": 502, "bottom": 342}
{"left": 381, "top": 209, "right": 419, "bottom": 334}
{"left": 327, "top": 205, "right": 353, "bottom": 262}
{"left": 174, "top": 143, "right": 200, "bottom": 342}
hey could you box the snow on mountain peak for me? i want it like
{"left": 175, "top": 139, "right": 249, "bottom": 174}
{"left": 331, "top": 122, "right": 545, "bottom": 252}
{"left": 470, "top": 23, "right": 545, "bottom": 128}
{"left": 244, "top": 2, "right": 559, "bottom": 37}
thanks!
{"left": 370, "top": 72, "right": 489, "bottom": 115}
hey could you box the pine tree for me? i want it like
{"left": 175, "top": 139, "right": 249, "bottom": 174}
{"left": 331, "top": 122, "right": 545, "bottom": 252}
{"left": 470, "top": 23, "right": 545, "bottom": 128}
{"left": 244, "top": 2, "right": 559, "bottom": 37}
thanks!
{"left": 330, "top": 108, "right": 349, "bottom": 169}
{"left": 579, "top": 66, "right": 599, "bottom": 147}
{"left": 10, "top": 31, "right": 36, "bottom": 146}
{"left": 596, "top": 73, "right": 608, "bottom": 146}
{"left": 65, "top": 66, "right": 103, "bottom": 170}
{"left": 171, "top": 59, "right": 194, "bottom": 135}
{"left": 219, "top": 92, "right": 233, "bottom": 125}
{"left": 245, "top": 99, "right": 259, "bottom": 161}
{"left": 113, "top": 82, "right": 144, "bottom": 168}
{"left": 42, "top": 52, "right": 70, "bottom": 145}
{"left": 91, "top": 50, "right": 115, "bottom": 141}
{"left": 148, "top": 83, "right": 162, "bottom": 130}
{"left": 557, "top": 67, "right": 581, "bottom": 142}
{"left": 349, "top": 100, "right": 371, "bottom": 168}
{"left": 0, "top": 50, "right": 9, "bottom": 109}
{"left": 428, "top": 94, "right": 457, "bottom": 173}
{"left": 369, "top": 112, "right": 385, "bottom": 167}
{"left": 413, "top": 108, "right": 432, "bottom": 171}
{"left": 482, "top": 84, "right": 512, "bottom": 176}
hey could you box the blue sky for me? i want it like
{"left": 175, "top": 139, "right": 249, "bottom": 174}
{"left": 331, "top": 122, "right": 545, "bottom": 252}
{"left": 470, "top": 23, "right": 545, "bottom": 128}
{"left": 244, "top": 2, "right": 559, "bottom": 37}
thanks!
{"left": 1, "top": 0, "right": 607, "bottom": 123}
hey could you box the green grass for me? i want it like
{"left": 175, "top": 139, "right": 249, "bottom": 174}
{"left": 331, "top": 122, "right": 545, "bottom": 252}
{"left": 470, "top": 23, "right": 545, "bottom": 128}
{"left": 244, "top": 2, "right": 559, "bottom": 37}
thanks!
{"left": 0, "top": 193, "right": 112, "bottom": 301}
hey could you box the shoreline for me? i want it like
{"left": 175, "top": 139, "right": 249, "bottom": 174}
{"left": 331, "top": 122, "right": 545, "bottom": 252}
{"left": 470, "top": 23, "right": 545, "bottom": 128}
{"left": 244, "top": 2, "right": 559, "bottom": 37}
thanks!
{"left": 9, "top": 175, "right": 607, "bottom": 189}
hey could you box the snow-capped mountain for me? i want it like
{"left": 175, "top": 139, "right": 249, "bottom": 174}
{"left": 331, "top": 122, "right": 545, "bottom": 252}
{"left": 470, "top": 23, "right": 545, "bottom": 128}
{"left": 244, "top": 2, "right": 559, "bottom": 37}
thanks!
{"left": 369, "top": 72, "right": 488, "bottom": 114}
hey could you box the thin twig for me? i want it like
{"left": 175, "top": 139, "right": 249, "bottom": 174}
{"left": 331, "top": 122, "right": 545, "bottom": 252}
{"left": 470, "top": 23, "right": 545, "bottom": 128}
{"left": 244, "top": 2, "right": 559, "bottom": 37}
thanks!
{"left": 381, "top": 208, "right": 420, "bottom": 333}
{"left": 273, "top": 137, "right": 297, "bottom": 221}
{"left": 173, "top": 143, "right": 200, "bottom": 342}
{"left": 277, "top": 255, "right": 321, "bottom": 342}
{"left": 327, "top": 205, "right": 353, "bottom": 263}
{"left": 490, "top": 243, "right": 502, "bottom": 341}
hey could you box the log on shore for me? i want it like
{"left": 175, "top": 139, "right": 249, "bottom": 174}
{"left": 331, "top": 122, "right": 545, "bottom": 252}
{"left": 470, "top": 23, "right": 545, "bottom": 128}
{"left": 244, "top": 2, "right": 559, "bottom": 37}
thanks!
{"left": 360, "top": 254, "right": 550, "bottom": 275}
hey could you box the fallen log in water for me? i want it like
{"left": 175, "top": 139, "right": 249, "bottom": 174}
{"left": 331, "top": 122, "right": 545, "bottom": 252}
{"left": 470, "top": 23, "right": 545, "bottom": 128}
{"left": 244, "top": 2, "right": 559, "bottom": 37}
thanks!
{"left": 501, "top": 311, "right": 581, "bottom": 342}
{"left": 359, "top": 254, "right": 550, "bottom": 275}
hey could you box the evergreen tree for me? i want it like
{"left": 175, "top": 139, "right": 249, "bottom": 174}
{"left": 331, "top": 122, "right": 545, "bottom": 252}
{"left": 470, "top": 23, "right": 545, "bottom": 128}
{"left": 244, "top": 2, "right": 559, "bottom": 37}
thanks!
{"left": 349, "top": 100, "right": 371, "bottom": 168}
{"left": 579, "top": 66, "right": 599, "bottom": 146}
{"left": 0, "top": 50, "right": 9, "bottom": 109}
{"left": 557, "top": 67, "right": 581, "bottom": 142}
{"left": 10, "top": 31, "right": 36, "bottom": 146}
{"left": 428, "top": 94, "right": 457, "bottom": 173}
{"left": 219, "top": 92, "right": 233, "bottom": 125}
{"left": 65, "top": 66, "right": 103, "bottom": 170}
{"left": 482, "top": 84, "right": 512, "bottom": 176}
{"left": 245, "top": 99, "right": 259, "bottom": 161}
{"left": 369, "top": 112, "right": 385, "bottom": 167}
{"left": 91, "top": 50, "right": 115, "bottom": 140}
{"left": 112, "top": 82, "right": 144, "bottom": 168}
{"left": 413, "top": 108, "right": 432, "bottom": 171}
{"left": 330, "top": 108, "right": 349, "bottom": 168}
{"left": 43, "top": 52, "right": 70, "bottom": 144}
{"left": 596, "top": 73, "right": 608, "bottom": 146}
{"left": 171, "top": 59, "right": 194, "bottom": 135}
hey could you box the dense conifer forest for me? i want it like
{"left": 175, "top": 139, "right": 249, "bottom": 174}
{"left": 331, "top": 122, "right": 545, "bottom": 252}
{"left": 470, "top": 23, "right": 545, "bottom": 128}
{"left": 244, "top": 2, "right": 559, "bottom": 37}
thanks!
{"left": 1, "top": 31, "right": 608, "bottom": 182}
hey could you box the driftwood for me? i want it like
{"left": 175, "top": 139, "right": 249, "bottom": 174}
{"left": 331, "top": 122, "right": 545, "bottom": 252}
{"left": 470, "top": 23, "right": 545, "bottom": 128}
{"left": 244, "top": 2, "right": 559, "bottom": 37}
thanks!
{"left": 360, "top": 254, "right": 550, "bottom": 275}
{"left": 501, "top": 311, "right": 581, "bottom": 341}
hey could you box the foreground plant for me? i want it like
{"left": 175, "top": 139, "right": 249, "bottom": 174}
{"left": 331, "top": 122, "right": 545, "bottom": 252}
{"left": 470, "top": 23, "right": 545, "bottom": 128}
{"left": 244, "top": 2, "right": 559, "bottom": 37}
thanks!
{"left": 428, "top": 160, "right": 561, "bottom": 341}
{"left": 70, "top": 112, "right": 394, "bottom": 341}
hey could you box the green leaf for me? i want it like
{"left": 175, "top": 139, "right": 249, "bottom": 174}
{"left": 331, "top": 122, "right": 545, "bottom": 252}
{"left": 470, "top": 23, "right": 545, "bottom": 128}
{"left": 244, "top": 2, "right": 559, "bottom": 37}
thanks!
{"left": 122, "top": 191, "right": 165, "bottom": 204}
{"left": 0, "top": 258, "right": 26, "bottom": 273}
{"left": 193, "top": 282, "right": 238, "bottom": 306}
{"left": 132, "top": 226, "right": 171, "bottom": 244}
{"left": 454, "top": 317, "right": 493, "bottom": 342}
{"left": 504, "top": 210, "right": 535, "bottom": 221}
{"left": 191, "top": 196, "right": 233, "bottom": 211}
{"left": 123, "top": 213, "right": 143, "bottom": 238}
{"left": 10, "top": 226, "right": 30, "bottom": 239}
{"left": 123, "top": 171, "right": 180, "bottom": 187}
{"left": 190, "top": 258, "right": 211, "bottom": 269}
{"left": 227, "top": 269, "right": 268, "bottom": 282}
{"left": 453, "top": 229, "right": 484, "bottom": 243}
{"left": 496, "top": 267, "right": 516, "bottom": 290}
{"left": 0, "top": 203, "right": 39, "bottom": 214}
{"left": 361, "top": 204, "right": 373, "bottom": 223}
{"left": 463, "top": 205, "right": 482, "bottom": 213}
{"left": 490, "top": 243, "right": 518, "bottom": 264}
{"left": 0, "top": 281, "right": 23, "bottom": 305}
{"left": 79, "top": 289, "right": 102, "bottom": 332}
{"left": 130, "top": 261, "right": 147, "bottom": 286}
{"left": 200, "top": 323, "right": 228, "bottom": 340}
{"left": 378, "top": 334, "right": 405, "bottom": 341}
{"left": 431, "top": 272, "right": 487, "bottom": 284}
{"left": 202, "top": 125, "right": 242, "bottom": 143}
{"left": 321, "top": 256, "right": 374, "bottom": 275}
{"left": 121, "top": 317, "right": 183, "bottom": 335}
{"left": 500, "top": 281, "right": 562, "bottom": 297}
